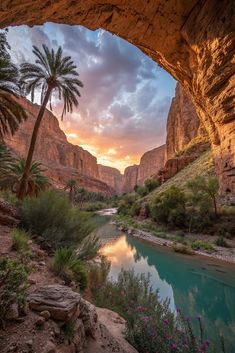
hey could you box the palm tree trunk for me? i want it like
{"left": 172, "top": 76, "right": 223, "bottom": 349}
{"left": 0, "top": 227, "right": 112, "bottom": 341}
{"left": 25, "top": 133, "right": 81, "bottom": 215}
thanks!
{"left": 17, "top": 86, "right": 52, "bottom": 199}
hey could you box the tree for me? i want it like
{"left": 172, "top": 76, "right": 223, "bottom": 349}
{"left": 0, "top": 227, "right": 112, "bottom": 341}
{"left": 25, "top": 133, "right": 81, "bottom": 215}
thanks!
{"left": 187, "top": 176, "right": 219, "bottom": 217}
{"left": 65, "top": 179, "right": 77, "bottom": 203}
{"left": 18, "top": 45, "right": 83, "bottom": 199}
{"left": 0, "top": 30, "right": 27, "bottom": 140}
{"left": 0, "top": 143, "right": 14, "bottom": 180}
{"left": 144, "top": 178, "right": 160, "bottom": 193}
{"left": 0, "top": 158, "right": 50, "bottom": 197}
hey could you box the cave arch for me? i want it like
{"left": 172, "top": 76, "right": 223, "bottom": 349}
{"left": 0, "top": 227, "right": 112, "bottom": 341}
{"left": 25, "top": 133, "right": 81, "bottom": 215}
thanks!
{"left": 1, "top": 0, "right": 234, "bottom": 196}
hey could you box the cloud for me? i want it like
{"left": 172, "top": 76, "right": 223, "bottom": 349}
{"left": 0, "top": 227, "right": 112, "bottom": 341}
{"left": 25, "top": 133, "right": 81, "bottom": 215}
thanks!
{"left": 7, "top": 23, "right": 176, "bottom": 172}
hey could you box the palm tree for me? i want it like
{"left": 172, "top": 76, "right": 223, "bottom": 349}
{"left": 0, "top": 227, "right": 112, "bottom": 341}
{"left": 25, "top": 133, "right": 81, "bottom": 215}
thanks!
{"left": 18, "top": 45, "right": 83, "bottom": 199}
{"left": 0, "top": 32, "right": 27, "bottom": 140}
{"left": 0, "top": 143, "right": 14, "bottom": 180}
{"left": 65, "top": 179, "right": 77, "bottom": 203}
{"left": 0, "top": 158, "right": 50, "bottom": 197}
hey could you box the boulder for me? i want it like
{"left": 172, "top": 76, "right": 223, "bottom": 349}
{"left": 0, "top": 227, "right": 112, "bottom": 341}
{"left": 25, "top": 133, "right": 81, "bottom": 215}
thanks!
{"left": 28, "top": 285, "right": 81, "bottom": 322}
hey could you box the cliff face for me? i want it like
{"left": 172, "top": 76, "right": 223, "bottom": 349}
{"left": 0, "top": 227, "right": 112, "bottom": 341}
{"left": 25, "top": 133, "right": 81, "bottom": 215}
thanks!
{"left": 98, "top": 165, "right": 123, "bottom": 194}
{"left": 166, "top": 83, "right": 206, "bottom": 160}
{"left": 122, "top": 165, "right": 139, "bottom": 193}
{"left": 137, "top": 145, "right": 165, "bottom": 185}
{"left": 5, "top": 98, "right": 114, "bottom": 196}
{"left": 1, "top": 0, "right": 235, "bottom": 196}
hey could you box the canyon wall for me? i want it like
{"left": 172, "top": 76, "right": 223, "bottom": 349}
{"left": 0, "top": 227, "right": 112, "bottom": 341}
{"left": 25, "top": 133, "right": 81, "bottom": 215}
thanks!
{"left": 98, "top": 165, "right": 123, "bottom": 194}
{"left": 5, "top": 98, "right": 114, "bottom": 196}
{"left": 121, "top": 165, "right": 139, "bottom": 194}
{"left": 1, "top": 0, "right": 234, "bottom": 196}
{"left": 137, "top": 145, "right": 165, "bottom": 185}
{"left": 166, "top": 83, "right": 207, "bottom": 160}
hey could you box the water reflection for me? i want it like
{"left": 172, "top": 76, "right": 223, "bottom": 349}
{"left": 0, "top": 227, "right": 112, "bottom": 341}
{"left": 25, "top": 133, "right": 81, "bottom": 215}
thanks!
{"left": 101, "top": 234, "right": 235, "bottom": 352}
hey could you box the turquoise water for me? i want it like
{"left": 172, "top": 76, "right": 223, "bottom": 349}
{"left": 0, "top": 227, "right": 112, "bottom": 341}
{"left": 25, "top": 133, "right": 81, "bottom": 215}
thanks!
{"left": 100, "top": 229, "right": 235, "bottom": 352}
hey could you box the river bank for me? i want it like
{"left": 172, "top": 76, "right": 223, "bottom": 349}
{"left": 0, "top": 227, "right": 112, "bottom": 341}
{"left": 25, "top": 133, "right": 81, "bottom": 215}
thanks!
{"left": 111, "top": 216, "right": 235, "bottom": 265}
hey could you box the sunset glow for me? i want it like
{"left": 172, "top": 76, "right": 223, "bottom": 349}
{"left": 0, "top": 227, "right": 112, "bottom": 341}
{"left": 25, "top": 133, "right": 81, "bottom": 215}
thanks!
{"left": 7, "top": 23, "right": 176, "bottom": 172}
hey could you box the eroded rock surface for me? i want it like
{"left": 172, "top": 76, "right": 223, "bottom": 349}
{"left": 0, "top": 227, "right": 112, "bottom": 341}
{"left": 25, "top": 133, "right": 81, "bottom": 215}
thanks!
{"left": 1, "top": 0, "right": 234, "bottom": 196}
{"left": 5, "top": 98, "right": 115, "bottom": 196}
{"left": 137, "top": 145, "right": 165, "bottom": 185}
{"left": 98, "top": 165, "right": 123, "bottom": 194}
{"left": 28, "top": 284, "right": 81, "bottom": 321}
{"left": 166, "top": 83, "right": 207, "bottom": 160}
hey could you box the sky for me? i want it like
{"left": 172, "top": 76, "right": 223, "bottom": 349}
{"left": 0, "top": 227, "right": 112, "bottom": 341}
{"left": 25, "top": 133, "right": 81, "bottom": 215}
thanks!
{"left": 7, "top": 23, "right": 176, "bottom": 172}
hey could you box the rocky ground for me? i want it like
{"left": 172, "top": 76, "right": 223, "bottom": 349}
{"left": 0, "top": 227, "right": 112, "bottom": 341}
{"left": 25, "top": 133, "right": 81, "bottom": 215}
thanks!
{"left": 0, "top": 223, "right": 137, "bottom": 353}
{"left": 115, "top": 222, "right": 235, "bottom": 264}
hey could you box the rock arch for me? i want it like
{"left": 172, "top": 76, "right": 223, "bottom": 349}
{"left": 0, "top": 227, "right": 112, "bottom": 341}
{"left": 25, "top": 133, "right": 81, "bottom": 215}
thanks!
{"left": 1, "top": 0, "right": 234, "bottom": 197}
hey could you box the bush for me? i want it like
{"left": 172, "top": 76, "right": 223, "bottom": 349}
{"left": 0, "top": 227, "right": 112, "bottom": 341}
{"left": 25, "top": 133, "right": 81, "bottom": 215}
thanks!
{"left": 150, "top": 186, "right": 186, "bottom": 227}
{"left": 130, "top": 202, "right": 141, "bottom": 217}
{"left": 93, "top": 269, "right": 220, "bottom": 353}
{"left": 52, "top": 248, "right": 88, "bottom": 290}
{"left": 172, "top": 244, "right": 193, "bottom": 255}
{"left": 21, "top": 190, "right": 94, "bottom": 251}
{"left": 191, "top": 240, "right": 215, "bottom": 253}
{"left": 144, "top": 178, "right": 159, "bottom": 192}
{"left": 215, "top": 236, "right": 229, "bottom": 248}
{"left": 11, "top": 228, "right": 30, "bottom": 253}
{"left": 0, "top": 257, "right": 28, "bottom": 323}
{"left": 135, "top": 185, "right": 148, "bottom": 197}
{"left": 87, "top": 256, "right": 110, "bottom": 293}
{"left": 118, "top": 193, "right": 138, "bottom": 216}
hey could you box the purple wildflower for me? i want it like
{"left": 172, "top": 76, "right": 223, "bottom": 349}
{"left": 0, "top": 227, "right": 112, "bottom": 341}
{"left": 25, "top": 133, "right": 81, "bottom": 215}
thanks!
{"left": 196, "top": 315, "right": 202, "bottom": 321}
{"left": 163, "top": 319, "right": 169, "bottom": 326}
{"left": 171, "top": 343, "right": 177, "bottom": 350}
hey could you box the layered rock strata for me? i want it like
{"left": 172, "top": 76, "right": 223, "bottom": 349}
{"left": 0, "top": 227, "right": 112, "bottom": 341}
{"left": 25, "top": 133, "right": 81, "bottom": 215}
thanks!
{"left": 5, "top": 98, "right": 114, "bottom": 196}
{"left": 1, "top": 0, "right": 234, "bottom": 195}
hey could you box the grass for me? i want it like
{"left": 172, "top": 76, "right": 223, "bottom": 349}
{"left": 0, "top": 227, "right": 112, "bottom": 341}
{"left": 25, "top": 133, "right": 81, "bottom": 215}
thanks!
{"left": 172, "top": 244, "right": 194, "bottom": 255}
{"left": 146, "top": 150, "right": 215, "bottom": 202}
{"left": 11, "top": 228, "right": 31, "bottom": 253}
{"left": 191, "top": 240, "right": 215, "bottom": 253}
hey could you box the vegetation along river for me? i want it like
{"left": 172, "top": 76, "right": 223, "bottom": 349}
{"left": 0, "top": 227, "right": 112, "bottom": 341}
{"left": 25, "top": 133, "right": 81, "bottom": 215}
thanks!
{"left": 93, "top": 211, "right": 235, "bottom": 352}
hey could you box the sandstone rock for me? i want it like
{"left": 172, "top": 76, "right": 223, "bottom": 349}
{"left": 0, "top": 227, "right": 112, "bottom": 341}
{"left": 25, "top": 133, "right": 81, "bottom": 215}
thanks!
{"left": 1, "top": 1, "right": 234, "bottom": 196}
{"left": 98, "top": 165, "right": 123, "bottom": 194}
{"left": 5, "top": 98, "right": 114, "bottom": 196}
{"left": 71, "top": 319, "right": 85, "bottom": 352}
{"left": 35, "top": 316, "right": 46, "bottom": 327}
{"left": 166, "top": 83, "right": 207, "bottom": 160}
{"left": 121, "top": 165, "right": 138, "bottom": 193}
{"left": 79, "top": 299, "right": 98, "bottom": 338}
{"left": 40, "top": 310, "right": 51, "bottom": 320}
{"left": 137, "top": 145, "right": 166, "bottom": 185}
{"left": 29, "top": 285, "right": 81, "bottom": 322}
{"left": 5, "top": 303, "right": 19, "bottom": 320}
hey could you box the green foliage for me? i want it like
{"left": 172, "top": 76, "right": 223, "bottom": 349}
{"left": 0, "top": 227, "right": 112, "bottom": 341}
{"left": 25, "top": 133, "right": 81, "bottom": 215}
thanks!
{"left": 135, "top": 185, "right": 148, "bottom": 197}
{"left": 172, "top": 244, "right": 193, "bottom": 255}
{"left": 130, "top": 201, "right": 141, "bottom": 217}
{"left": 87, "top": 256, "right": 110, "bottom": 293}
{"left": 82, "top": 201, "right": 107, "bottom": 212}
{"left": 62, "top": 320, "right": 76, "bottom": 338}
{"left": 0, "top": 31, "right": 27, "bottom": 140}
{"left": 187, "top": 176, "right": 219, "bottom": 216}
{"left": 0, "top": 257, "right": 28, "bottom": 322}
{"left": 76, "top": 234, "right": 100, "bottom": 261}
{"left": 215, "top": 236, "right": 229, "bottom": 248}
{"left": 191, "top": 240, "right": 215, "bottom": 253}
{"left": 21, "top": 190, "right": 95, "bottom": 251}
{"left": 0, "top": 144, "right": 14, "bottom": 179}
{"left": 0, "top": 190, "right": 18, "bottom": 205}
{"left": 52, "top": 248, "right": 88, "bottom": 290}
{"left": 150, "top": 186, "right": 186, "bottom": 227}
{"left": 118, "top": 193, "right": 138, "bottom": 216}
{"left": 144, "top": 178, "right": 160, "bottom": 192}
{"left": 11, "top": 228, "right": 30, "bottom": 253}
{"left": 93, "top": 269, "right": 219, "bottom": 353}
{"left": 0, "top": 158, "right": 50, "bottom": 196}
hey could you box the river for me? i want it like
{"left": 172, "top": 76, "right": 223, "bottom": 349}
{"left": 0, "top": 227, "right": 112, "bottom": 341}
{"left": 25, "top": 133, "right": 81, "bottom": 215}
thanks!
{"left": 94, "top": 211, "right": 235, "bottom": 352}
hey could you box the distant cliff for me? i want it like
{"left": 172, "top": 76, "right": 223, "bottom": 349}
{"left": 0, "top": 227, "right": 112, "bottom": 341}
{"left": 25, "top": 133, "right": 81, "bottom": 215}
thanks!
{"left": 166, "top": 83, "right": 207, "bottom": 160}
{"left": 98, "top": 165, "right": 123, "bottom": 194}
{"left": 5, "top": 98, "right": 114, "bottom": 196}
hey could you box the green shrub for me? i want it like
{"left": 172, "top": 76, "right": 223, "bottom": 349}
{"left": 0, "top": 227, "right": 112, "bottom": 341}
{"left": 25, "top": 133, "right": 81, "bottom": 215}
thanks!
{"left": 172, "top": 244, "right": 193, "bottom": 255}
{"left": 191, "top": 240, "right": 215, "bottom": 253}
{"left": 118, "top": 193, "right": 138, "bottom": 216}
{"left": 0, "top": 257, "right": 28, "bottom": 322}
{"left": 93, "top": 269, "right": 220, "bottom": 353}
{"left": 135, "top": 185, "right": 148, "bottom": 197}
{"left": 87, "top": 256, "right": 110, "bottom": 293}
{"left": 150, "top": 186, "right": 186, "bottom": 227}
{"left": 81, "top": 201, "right": 107, "bottom": 212}
{"left": 21, "top": 190, "right": 94, "bottom": 251}
{"left": 52, "top": 248, "right": 88, "bottom": 290}
{"left": 144, "top": 178, "right": 159, "bottom": 192}
{"left": 215, "top": 236, "right": 229, "bottom": 248}
{"left": 11, "top": 228, "right": 30, "bottom": 252}
{"left": 130, "top": 202, "right": 141, "bottom": 217}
